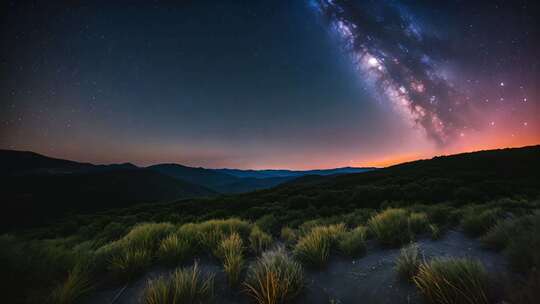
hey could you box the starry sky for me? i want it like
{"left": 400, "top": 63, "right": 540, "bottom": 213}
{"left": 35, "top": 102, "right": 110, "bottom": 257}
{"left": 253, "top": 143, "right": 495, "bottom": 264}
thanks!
{"left": 0, "top": 0, "right": 538, "bottom": 169}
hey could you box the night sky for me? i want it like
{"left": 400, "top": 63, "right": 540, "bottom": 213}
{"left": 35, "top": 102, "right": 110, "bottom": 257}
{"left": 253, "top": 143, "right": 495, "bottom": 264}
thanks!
{"left": 1, "top": 0, "right": 538, "bottom": 169}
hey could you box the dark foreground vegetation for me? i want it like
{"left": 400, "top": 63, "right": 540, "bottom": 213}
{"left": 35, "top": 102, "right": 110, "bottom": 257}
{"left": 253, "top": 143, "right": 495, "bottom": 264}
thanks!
{"left": 1, "top": 145, "right": 539, "bottom": 303}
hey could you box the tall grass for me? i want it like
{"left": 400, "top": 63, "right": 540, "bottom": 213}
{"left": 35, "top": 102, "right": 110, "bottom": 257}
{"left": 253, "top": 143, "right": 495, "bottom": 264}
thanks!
{"left": 250, "top": 226, "right": 273, "bottom": 255}
{"left": 368, "top": 209, "right": 411, "bottom": 246}
{"left": 218, "top": 233, "right": 244, "bottom": 287}
{"left": 244, "top": 247, "right": 304, "bottom": 304}
{"left": 481, "top": 214, "right": 538, "bottom": 252}
{"left": 428, "top": 224, "right": 442, "bottom": 240}
{"left": 109, "top": 247, "right": 152, "bottom": 279}
{"left": 461, "top": 208, "right": 501, "bottom": 237}
{"left": 93, "top": 222, "right": 175, "bottom": 277}
{"left": 395, "top": 243, "right": 420, "bottom": 281}
{"left": 337, "top": 226, "right": 367, "bottom": 257}
{"left": 413, "top": 258, "right": 489, "bottom": 304}
{"left": 49, "top": 264, "right": 93, "bottom": 304}
{"left": 143, "top": 263, "right": 214, "bottom": 304}
{"left": 280, "top": 227, "right": 297, "bottom": 244}
{"left": 194, "top": 218, "right": 252, "bottom": 256}
{"left": 293, "top": 224, "right": 345, "bottom": 267}
{"left": 157, "top": 234, "right": 193, "bottom": 265}
{"left": 119, "top": 223, "right": 175, "bottom": 251}
{"left": 408, "top": 212, "right": 428, "bottom": 234}
{"left": 503, "top": 213, "right": 540, "bottom": 273}
{"left": 143, "top": 276, "right": 172, "bottom": 304}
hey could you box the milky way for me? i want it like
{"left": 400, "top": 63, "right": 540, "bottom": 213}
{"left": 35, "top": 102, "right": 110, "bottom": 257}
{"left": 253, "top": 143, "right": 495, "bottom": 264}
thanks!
{"left": 312, "top": 0, "right": 474, "bottom": 145}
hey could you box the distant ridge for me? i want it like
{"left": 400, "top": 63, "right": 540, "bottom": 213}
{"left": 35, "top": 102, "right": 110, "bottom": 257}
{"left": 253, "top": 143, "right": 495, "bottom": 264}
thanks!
{"left": 213, "top": 167, "right": 375, "bottom": 179}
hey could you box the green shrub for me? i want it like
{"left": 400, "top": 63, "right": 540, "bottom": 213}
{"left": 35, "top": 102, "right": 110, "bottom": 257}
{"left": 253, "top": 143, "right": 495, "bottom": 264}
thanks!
{"left": 255, "top": 214, "right": 280, "bottom": 234}
{"left": 249, "top": 226, "right": 273, "bottom": 255}
{"left": 413, "top": 258, "right": 489, "bottom": 304}
{"left": 368, "top": 209, "right": 411, "bottom": 246}
{"left": 219, "top": 233, "right": 244, "bottom": 287}
{"left": 293, "top": 224, "right": 345, "bottom": 267}
{"left": 337, "top": 226, "right": 367, "bottom": 257}
{"left": 143, "top": 263, "right": 214, "bottom": 304}
{"left": 244, "top": 247, "right": 303, "bottom": 304}
{"left": 49, "top": 264, "right": 93, "bottom": 304}
{"left": 461, "top": 208, "right": 501, "bottom": 237}
{"left": 280, "top": 227, "right": 297, "bottom": 243}
{"left": 395, "top": 243, "right": 420, "bottom": 280}
{"left": 157, "top": 234, "right": 193, "bottom": 265}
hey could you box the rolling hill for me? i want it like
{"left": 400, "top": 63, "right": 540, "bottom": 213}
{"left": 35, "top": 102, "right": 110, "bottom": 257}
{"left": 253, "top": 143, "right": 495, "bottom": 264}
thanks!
{"left": 0, "top": 150, "right": 215, "bottom": 230}
{"left": 147, "top": 164, "right": 292, "bottom": 193}
{"left": 122, "top": 145, "right": 540, "bottom": 225}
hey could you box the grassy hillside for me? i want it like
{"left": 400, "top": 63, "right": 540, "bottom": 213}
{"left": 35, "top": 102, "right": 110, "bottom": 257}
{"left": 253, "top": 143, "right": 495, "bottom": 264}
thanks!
{"left": 1, "top": 145, "right": 539, "bottom": 304}
{"left": 68, "top": 145, "right": 538, "bottom": 230}
{"left": 2, "top": 169, "right": 215, "bottom": 230}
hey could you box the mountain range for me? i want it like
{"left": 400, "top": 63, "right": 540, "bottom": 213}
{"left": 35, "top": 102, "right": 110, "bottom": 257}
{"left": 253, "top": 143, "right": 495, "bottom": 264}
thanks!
{"left": 0, "top": 149, "right": 373, "bottom": 229}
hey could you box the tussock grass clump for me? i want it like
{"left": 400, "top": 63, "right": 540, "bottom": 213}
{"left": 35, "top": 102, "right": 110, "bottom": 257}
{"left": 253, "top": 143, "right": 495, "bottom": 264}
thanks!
{"left": 337, "top": 226, "right": 367, "bottom": 257}
{"left": 250, "top": 226, "right": 273, "bottom": 255}
{"left": 255, "top": 214, "right": 280, "bottom": 234}
{"left": 480, "top": 218, "right": 518, "bottom": 251}
{"left": 395, "top": 243, "right": 420, "bottom": 280}
{"left": 143, "top": 263, "right": 214, "bottom": 304}
{"left": 426, "top": 205, "right": 458, "bottom": 227}
{"left": 143, "top": 276, "right": 171, "bottom": 304}
{"left": 218, "top": 233, "right": 244, "bottom": 287}
{"left": 280, "top": 227, "right": 297, "bottom": 244}
{"left": 481, "top": 214, "right": 538, "bottom": 252}
{"left": 408, "top": 212, "right": 429, "bottom": 234}
{"left": 157, "top": 234, "right": 193, "bottom": 265}
{"left": 368, "top": 209, "right": 411, "bottom": 246}
{"left": 429, "top": 224, "right": 442, "bottom": 240}
{"left": 195, "top": 218, "right": 252, "bottom": 255}
{"left": 120, "top": 223, "right": 175, "bottom": 251}
{"left": 413, "top": 258, "right": 489, "bottom": 304}
{"left": 244, "top": 247, "right": 303, "bottom": 304}
{"left": 109, "top": 247, "right": 152, "bottom": 279}
{"left": 94, "top": 222, "right": 175, "bottom": 276}
{"left": 49, "top": 264, "right": 93, "bottom": 304}
{"left": 293, "top": 224, "right": 345, "bottom": 267}
{"left": 461, "top": 208, "right": 501, "bottom": 237}
{"left": 503, "top": 213, "right": 540, "bottom": 273}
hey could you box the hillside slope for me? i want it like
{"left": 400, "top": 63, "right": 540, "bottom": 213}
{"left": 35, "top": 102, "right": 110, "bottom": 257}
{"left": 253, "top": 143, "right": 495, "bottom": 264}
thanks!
{"left": 137, "top": 145, "right": 540, "bottom": 223}
{"left": 147, "top": 164, "right": 292, "bottom": 193}
{"left": 0, "top": 151, "right": 215, "bottom": 230}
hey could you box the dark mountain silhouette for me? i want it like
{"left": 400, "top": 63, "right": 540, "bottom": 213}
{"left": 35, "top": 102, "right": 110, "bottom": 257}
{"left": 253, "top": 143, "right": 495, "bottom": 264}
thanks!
{"left": 0, "top": 150, "right": 138, "bottom": 176}
{"left": 141, "top": 145, "right": 540, "bottom": 223}
{"left": 213, "top": 167, "right": 375, "bottom": 179}
{"left": 0, "top": 150, "right": 375, "bottom": 230}
{"left": 148, "top": 165, "right": 375, "bottom": 193}
{"left": 0, "top": 150, "right": 215, "bottom": 230}
{"left": 147, "top": 164, "right": 295, "bottom": 193}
